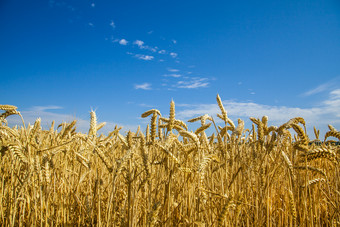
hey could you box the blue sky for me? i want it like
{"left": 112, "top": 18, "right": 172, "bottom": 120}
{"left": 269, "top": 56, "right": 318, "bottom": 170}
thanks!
{"left": 1, "top": 0, "right": 340, "bottom": 137}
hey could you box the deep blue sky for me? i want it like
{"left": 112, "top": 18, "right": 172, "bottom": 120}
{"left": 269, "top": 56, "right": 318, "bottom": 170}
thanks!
{"left": 1, "top": 0, "right": 340, "bottom": 136}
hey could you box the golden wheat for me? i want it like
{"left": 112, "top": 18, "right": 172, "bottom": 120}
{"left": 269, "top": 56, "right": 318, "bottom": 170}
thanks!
{"left": 0, "top": 97, "right": 339, "bottom": 226}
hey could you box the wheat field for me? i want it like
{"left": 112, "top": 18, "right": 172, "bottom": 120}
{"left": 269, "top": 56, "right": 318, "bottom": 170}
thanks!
{"left": 0, "top": 95, "right": 339, "bottom": 226}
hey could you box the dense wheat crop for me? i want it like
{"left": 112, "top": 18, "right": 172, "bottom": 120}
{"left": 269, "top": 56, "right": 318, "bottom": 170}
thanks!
{"left": 0, "top": 96, "right": 339, "bottom": 226}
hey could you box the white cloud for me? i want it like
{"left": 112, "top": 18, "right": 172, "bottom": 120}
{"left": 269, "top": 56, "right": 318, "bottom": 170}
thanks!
{"left": 110, "top": 20, "right": 115, "bottom": 28}
{"left": 303, "top": 83, "right": 332, "bottom": 96}
{"left": 170, "top": 52, "right": 178, "bottom": 58}
{"left": 6, "top": 106, "right": 138, "bottom": 134}
{"left": 91, "top": 3, "right": 95, "bottom": 7}
{"left": 134, "top": 40, "right": 144, "bottom": 47}
{"left": 32, "top": 106, "right": 63, "bottom": 111}
{"left": 176, "top": 89, "right": 340, "bottom": 138}
{"left": 175, "top": 77, "right": 209, "bottom": 89}
{"left": 6, "top": 106, "right": 89, "bottom": 133}
{"left": 172, "top": 39, "right": 177, "bottom": 44}
{"left": 177, "top": 102, "right": 318, "bottom": 125}
{"left": 163, "top": 74, "right": 181, "bottom": 78}
{"left": 132, "top": 40, "right": 157, "bottom": 52}
{"left": 119, "top": 39, "right": 128, "bottom": 45}
{"left": 6, "top": 89, "right": 339, "bottom": 139}
{"left": 322, "top": 89, "right": 340, "bottom": 117}
{"left": 110, "top": 36, "right": 119, "bottom": 43}
{"left": 138, "top": 103, "right": 154, "bottom": 108}
{"left": 158, "top": 50, "right": 166, "bottom": 54}
{"left": 88, "top": 22, "right": 94, "bottom": 27}
{"left": 134, "top": 54, "right": 154, "bottom": 61}
{"left": 134, "top": 83, "right": 152, "bottom": 90}
{"left": 167, "top": 68, "right": 179, "bottom": 72}
{"left": 302, "top": 77, "right": 340, "bottom": 96}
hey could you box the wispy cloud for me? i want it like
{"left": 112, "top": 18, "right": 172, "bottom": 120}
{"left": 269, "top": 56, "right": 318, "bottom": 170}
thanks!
{"left": 167, "top": 68, "right": 179, "bottom": 72}
{"left": 119, "top": 39, "right": 128, "bottom": 45}
{"left": 176, "top": 89, "right": 340, "bottom": 137}
{"left": 175, "top": 77, "right": 209, "bottom": 89}
{"left": 322, "top": 89, "right": 340, "bottom": 117}
{"left": 134, "top": 83, "right": 152, "bottom": 90}
{"left": 163, "top": 74, "right": 181, "bottom": 78}
{"left": 110, "top": 20, "right": 115, "bottom": 28}
{"left": 132, "top": 40, "right": 157, "bottom": 52}
{"left": 302, "top": 77, "right": 340, "bottom": 96}
{"left": 6, "top": 106, "right": 89, "bottom": 132}
{"left": 6, "top": 106, "right": 139, "bottom": 134}
{"left": 303, "top": 83, "right": 332, "bottom": 96}
{"left": 177, "top": 101, "right": 318, "bottom": 125}
{"left": 138, "top": 103, "right": 154, "bottom": 108}
{"left": 170, "top": 52, "right": 178, "bottom": 58}
{"left": 133, "top": 40, "right": 144, "bottom": 47}
{"left": 248, "top": 89, "right": 255, "bottom": 95}
{"left": 134, "top": 54, "right": 154, "bottom": 61}
{"left": 50, "top": 0, "right": 183, "bottom": 69}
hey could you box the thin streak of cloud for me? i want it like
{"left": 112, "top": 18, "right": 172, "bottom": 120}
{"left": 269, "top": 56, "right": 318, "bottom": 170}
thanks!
{"left": 302, "top": 77, "right": 340, "bottom": 96}
{"left": 134, "top": 83, "right": 152, "bottom": 90}
{"left": 167, "top": 68, "right": 179, "bottom": 72}
{"left": 138, "top": 103, "right": 154, "bottom": 108}
{"left": 175, "top": 77, "right": 209, "bottom": 89}
{"left": 303, "top": 83, "right": 332, "bottom": 96}
{"left": 31, "top": 106, "right": 63, "bottom": 112}
{"left": 163, "top": 74, "right": 181, "bottom": 78}
{"left": 134, "top": 54, "right": 154, "bottom": 61}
